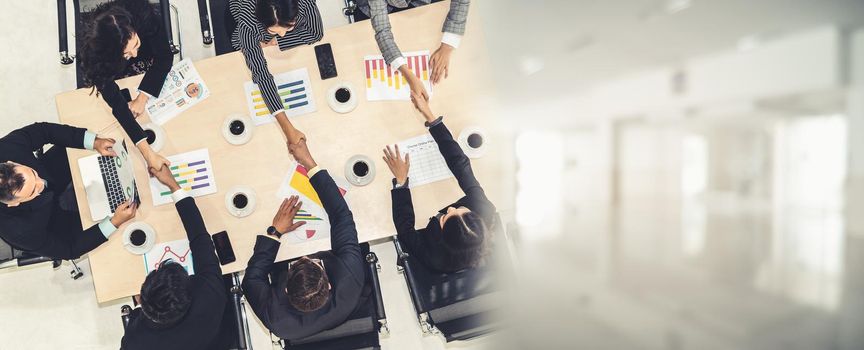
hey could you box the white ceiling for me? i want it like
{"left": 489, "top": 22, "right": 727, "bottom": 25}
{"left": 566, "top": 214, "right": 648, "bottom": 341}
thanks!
{"left": 476, "top": 0, "right": 864, "bottom": 100}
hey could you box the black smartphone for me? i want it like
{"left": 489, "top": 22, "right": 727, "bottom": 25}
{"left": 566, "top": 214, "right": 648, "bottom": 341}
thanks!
{"left": 314, "top": 43, "right": 338, "bottom": 80}
{"left": 120, "top": 88, "right": 132, "bottom": 102}
{"left": 212, "top": 231, "right": 236, "bottom": 265}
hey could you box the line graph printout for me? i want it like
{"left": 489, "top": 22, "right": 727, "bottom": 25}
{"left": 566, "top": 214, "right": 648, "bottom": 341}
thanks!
{"left": 395, "top": 134, "right": 453, "bottom": 188}
{"left": 143, "top": 239, "right": 194, "bottom": 275}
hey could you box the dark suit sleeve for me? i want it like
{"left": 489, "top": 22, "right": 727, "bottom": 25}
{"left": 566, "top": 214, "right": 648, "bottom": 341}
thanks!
{"left": 391, "top": 187, "right": 423, "bottom": 251}
{"left": 1, "top": 122, "right": 87, "bottom": 152}
{"left": 429, "top": 122, "right": 496, "bottom": 214}
{"left": 241, "top": 235, "right": 281, "bottom": 329}
{"left": 0, "top": 215, "right": 106, "bottom": 260}
{"left": 175, "top": 197, "right": 221, "bottom": 278}
{"left": 101, "top": 82, "right": 147, "bottom": 144}
{"left": 137, "top": 18, "right": 173, "bottom": 98}
{"left": 309, "top": 170, "right": 364, "bottom": 283}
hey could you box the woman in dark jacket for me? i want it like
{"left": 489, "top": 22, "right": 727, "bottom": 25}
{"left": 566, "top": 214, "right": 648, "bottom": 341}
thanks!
{"left": 79, "top": 0, "right": 172, "bottom": 170}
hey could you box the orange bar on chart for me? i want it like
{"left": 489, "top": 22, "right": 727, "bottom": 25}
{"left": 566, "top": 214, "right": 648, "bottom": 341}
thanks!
{"left": 379, "top": 59, "right": 386, "bottom": 82}
{"left": 422, "top": 55, "right": 428, "bottom": 81}
{"left": 387, "top": 64, "right": 393, "bottom": 87}
{"left": 372, "top": 59, "right": 378, "bottom": 79}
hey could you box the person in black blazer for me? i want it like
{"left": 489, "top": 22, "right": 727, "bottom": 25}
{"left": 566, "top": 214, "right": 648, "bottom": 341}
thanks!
{"left": 79, "top": 0, "right": 172, "bottom": 171}
{"left": 242, "top": 139, "right": 365, "bottom": 340}
{"left": 120, "top": 164, "right": 227, "bottom": 350}
{"left": 0, "top": 122, "right": 137, "bottom": 259}
{"left": 382, "top": 90, "right": 496, "bottom": 273}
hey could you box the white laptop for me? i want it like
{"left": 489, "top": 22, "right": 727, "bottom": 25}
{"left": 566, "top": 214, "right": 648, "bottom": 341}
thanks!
{"left": 78, "top": 139, "right": 139, "bottom": 221}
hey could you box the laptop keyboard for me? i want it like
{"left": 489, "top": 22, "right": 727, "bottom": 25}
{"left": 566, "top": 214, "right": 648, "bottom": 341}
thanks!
{"left": 98, "top": 156, "right": 125, "bottom": 213}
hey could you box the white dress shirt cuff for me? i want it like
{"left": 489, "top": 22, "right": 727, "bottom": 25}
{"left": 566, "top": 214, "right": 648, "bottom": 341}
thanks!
{"left": 98, "top": 218, "right": 118, "bottom": 238}
{"left": 307, "top": 166, "right": 323, "bottom": 178}
{"left": 389, "top": 56, "right": 407, "bottom": 71}
{"left": 83, "top": 131, "right": 97, "bottom": 150}
{"left": 171, "top": 189, "right": 190, "bottom": 203}
{"left": 441, "top": 32, "right": 462, "bottom": 49}
{"left": 272, "top": 109, "right": 286, "bottom": 118}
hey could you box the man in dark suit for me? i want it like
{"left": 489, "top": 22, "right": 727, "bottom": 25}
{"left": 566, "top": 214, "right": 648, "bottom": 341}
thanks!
{"left": 120, "top": 164, "right": 227, "bottom": 350}
{"left": 242, "top": 139, "right": 365, "bottom": 340}
{"left": 382, "top": 90, "right": 496, "bottom": 273}
{"left": 0, "top": 122, "right": 137, "bottom": 259}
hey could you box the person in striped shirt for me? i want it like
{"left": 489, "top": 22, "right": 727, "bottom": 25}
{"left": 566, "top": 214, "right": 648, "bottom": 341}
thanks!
{"left": 229, "top": 0, "right": 324, "bottom": 143}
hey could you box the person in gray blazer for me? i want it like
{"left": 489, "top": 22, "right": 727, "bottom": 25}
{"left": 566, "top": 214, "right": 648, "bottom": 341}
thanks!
{"left": 355, "top": 0, "right": 469, "bottom": 100}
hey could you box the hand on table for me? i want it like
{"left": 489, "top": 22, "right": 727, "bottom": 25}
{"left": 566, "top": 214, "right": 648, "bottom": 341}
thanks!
{"left": 430, "top": 43, "right": 453, "bottom": 84}
{"left": 287, "top": 139, "right": 318, "bottom": 170}
{"left": 94, "top": 137, "right": 117, "bottom": 157}
{"left": 272, "top": 195, "right": 306, "bottom": 233}
{"left": 110, "top": 199, "right": 138, "bottom": 227}
{"left": 383, "top": 144, "right": 410, "bottom": 185}
{"left": 128, "top": 94, "right": 149, "bottom": 119}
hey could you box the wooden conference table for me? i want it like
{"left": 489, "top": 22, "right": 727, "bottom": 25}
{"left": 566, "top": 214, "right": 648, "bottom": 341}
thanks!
{"left": 57, "top": 1, "right": 500, "bottom": 303}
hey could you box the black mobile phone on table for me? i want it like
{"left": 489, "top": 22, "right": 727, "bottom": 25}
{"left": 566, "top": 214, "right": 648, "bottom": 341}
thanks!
{"left": 120, "top": 88, "right": 132, "bottom": 102}
{"left": 212, "top": 231, "right": 236, "bottom": 265}
{"left": 314, "top": 43, "right": 338, "bottom": 80}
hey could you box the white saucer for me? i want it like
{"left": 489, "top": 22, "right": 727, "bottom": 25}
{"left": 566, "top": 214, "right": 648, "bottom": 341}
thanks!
{"left": 344, "top": 155, "right": 375, "bottom": 186}
{"left": 123, "top": 222, "right": 156, "bottom": 255}
{"left": 141, "top": 123, "right": 166, "bottom": 152}
{"left": 458, "top": 126, "right": 488, "bottom": 159}
{"left": 327, "top": 82, "right": 358, "bottom": 114}
{"left": 225, "top": 186, "right": 257, "bottom": 218}
{"left": 222, "top": 115, "right": 255, "bottom": 145}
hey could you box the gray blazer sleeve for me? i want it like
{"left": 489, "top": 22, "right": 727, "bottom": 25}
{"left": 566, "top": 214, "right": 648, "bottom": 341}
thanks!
{"left": 369, "top": 0, "right": 403, "bottom": 65}
{"left": 442, "top": 0, "right": 470, "bottom": 35}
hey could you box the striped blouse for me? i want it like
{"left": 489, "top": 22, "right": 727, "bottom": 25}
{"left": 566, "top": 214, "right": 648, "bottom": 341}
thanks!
{"left": 229, "top": 0, "right": 324, "bottom": 116}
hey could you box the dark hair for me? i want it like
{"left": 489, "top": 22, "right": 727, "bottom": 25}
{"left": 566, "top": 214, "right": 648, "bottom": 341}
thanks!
{"left": 140, "top": 261, "right": 191, "bottom": 326}
{"left": 0, "top": 163, "right": 25, "bottom": 202}
{"left": 255, "top": 0, "right": 300, "bottom": 28}
{"left": 282, "top": 257, "right": 330, "bottom": 313}
{"left": 441, "top": 211, "right": 490, "bottom": 271}
{"left": 79, "top": 0, "right": 159, "bottom": 94}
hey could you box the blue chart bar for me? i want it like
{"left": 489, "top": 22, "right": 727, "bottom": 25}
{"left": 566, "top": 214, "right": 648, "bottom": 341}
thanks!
{"left": 284, "top": 94, "right": 307, "bottom": 103}
{"left": 288, "top": 101, "right": 309, "bottom": 109}
{"left": 278, "top": 80, "right": 304, "bottom": 90}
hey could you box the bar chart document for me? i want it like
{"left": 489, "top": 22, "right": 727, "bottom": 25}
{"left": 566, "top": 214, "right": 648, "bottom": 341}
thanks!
{"left": 149, "top": 148, "right": 218, "bottom": 206}
{"left": 396, "top": 133, "right": 453, "bottom": 188}
{"left": 364, "top": 51, "right": 433, "bottom": 101}
{"left": 244, "top": 68, "right": 317, "bottom": 125}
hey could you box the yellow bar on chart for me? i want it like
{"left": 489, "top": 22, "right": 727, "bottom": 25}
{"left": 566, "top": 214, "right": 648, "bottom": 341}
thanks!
{"left": 255, "top": 110, "right": 270, "bottom": 116}
{"left": 252, "top": 97, "right": 264, "bottom": 103}
{"left": 380, "top": 69, "right": 385, "bottom": 82}
{"left": 366, "top": 78, "right": 372, "bottom": 88}
{"left": 395, "top": 76, "right": 400, "bottom": 90}
{"left": 176, "top": 170, "right": 197, "bottom": 177}
{"left": 251, "top": 90, "right": 262, "bottom": 96}
{"left": 253, "top": 103, "right": 266, "bottom": 109}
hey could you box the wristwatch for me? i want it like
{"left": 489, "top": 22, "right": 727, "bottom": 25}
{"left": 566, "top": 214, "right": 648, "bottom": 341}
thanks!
{"left": 266, "top": 226, "right": 283, "bottom": 239}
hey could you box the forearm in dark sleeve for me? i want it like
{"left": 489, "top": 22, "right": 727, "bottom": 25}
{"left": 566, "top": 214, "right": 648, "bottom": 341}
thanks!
{"left": 6, "top": 122, "right": 87, "bottom": 152}
{"left": 101, "top": 83, "right": 147, "bottom": 143}
{"left": 137, "top": 24, "right": 173, "bottom": 97}
{"left": 241, "top": 236, "right": 280, "bottom": 328}
{"left": 175, "top": 197, "right": 221, "bottom": 276}
{"left": 309, "top": 171, "right": 360, "bottom": 259}
{"left": 429, "top": 122, "right": 486, "bottom": 198}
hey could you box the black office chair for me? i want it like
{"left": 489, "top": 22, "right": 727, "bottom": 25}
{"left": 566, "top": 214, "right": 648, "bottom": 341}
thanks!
{"left": 120, "top": 272, "right": 252, "bottom": 349}
{"left": 0, "top": 237, "right": 85, "bottom": 279}
{"left": 270, "top": 243, "right": 389, "bottom": 350}
{"left": 57, "top": 0, "right": 181, "bottom": 87}
{"left": 393, "top": 214, "right": 510, "bottom": 342}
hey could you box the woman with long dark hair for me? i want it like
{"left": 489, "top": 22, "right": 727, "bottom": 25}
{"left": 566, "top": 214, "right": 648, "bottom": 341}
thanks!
{"left": 229, "top": 0, "right": 324, "bottom": 143}
{"left": 79, "top": 0, "right": 172, "bottom": 170}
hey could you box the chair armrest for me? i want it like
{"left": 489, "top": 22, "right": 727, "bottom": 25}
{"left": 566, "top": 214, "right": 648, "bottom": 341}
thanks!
{"left": 159, "top": 0, "right": 180, "bottom": 54}
{"left": 365, "top": 252, "right": 386, "bottom": 322}
{"left": 393, "top": 238, "right": 429, "bottom": 314}
{"left": 16, "top": 255, "right": 54, "bottom": 267}
{"left": 121, "top": 305, "right": 133, "bottom": 331}
{"left": 229, "top": 272, "right": 249, "bottom": 350}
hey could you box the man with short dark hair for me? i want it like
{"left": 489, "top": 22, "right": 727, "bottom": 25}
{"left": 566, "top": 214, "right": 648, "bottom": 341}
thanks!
{"left": 120, "top": 164, "right": 227, "bottom": 349}
{"left": 0, "top": 122, "right": 136, "bottom": 259}
{"left": 242, "top": 139, "right": 365, "bottom": 340}
{"left": 382, "top": 91, "right": 496, "bottom": 272}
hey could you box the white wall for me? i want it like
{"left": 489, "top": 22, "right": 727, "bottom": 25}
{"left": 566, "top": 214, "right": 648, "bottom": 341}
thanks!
{"left": 847, "top": 27, "right": 864, "bottom": 237}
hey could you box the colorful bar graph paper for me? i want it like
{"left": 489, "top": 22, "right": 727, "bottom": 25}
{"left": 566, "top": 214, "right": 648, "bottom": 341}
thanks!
{"left": 244, "top": 68, "right": 317, "bottom": 125}
{"left": 363, "top": 51, "right": 433, "bottom": 101}
{"left": 149, "top": 149, "right": 218, "bottom": 206}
